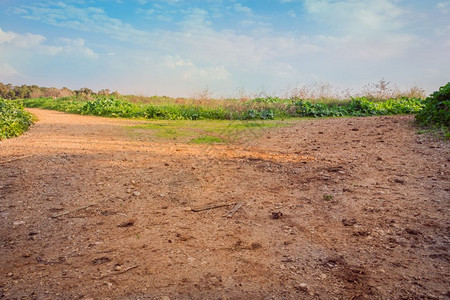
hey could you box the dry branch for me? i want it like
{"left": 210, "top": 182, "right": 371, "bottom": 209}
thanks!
{"left": 191, "top": 202, "right": 236, "bottom": 212}
{"left": 97, "top": 265, "right": 138, "bottom": 280}
{"left": 0, "top": 155, "right": 32, "bottom": 164}
{"left": 51, "top": 198, "right": 113, "bottom": 218}
{"left": 223, "top": 202, "right": 244, "bottom": 218}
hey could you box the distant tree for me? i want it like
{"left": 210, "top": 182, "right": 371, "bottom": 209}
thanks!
{"left": 29, "top": 85, "right": 44, "bottom": 98}
{"left": 0, "top": 83, "right": 9, "bottom": 98}
{"left": 98, "top": 89, "right": 110, "bottom": 95}
{"left": 15, "top": 85, "right": 31, "bottom": 99}
{"left": 75, "top": 87, "right": 94, "bottom": 97}
{"left": 46, "top": 87, "right": 60, "bottom": 99}
{"left": 6, "top": 89, "right": 16, "bottom": 100}
{"left": 59, "top": 87, "right": 74, "bottom": 97}
{"left": 111, "top": 91, "right": 120, "bottom": 98}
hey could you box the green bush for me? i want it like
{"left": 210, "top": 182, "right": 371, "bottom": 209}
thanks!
{"left": 416, "top": 83, "right": 450, "bottom": 129}
{"left": 80, "top": 97, "right": 142, "bottom": 118}
{"left": 0, "top": 99, "right": 33, "bottom": 140}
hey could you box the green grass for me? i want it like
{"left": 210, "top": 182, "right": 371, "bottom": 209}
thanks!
{"left": 0, "top": 99, "right": 33, "bottom": 140}
{"left": 127, "top": 119, "right": 293, "bottom": 143}
{"left": 189, "top": 136, "right": 225, "bottom": 144}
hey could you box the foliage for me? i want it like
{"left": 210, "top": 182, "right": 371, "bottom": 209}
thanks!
{"left": 416, "top": 83, "right": 450, "bottom": 129}
{"left": 0, "top": 99, "right": 33, "bottom": 140}
{"left": 21, "top": 95, "right": 424, "bottom": 121}
{"left": 291, "top": 97, "right": 423, "bottom": 118}
{"left": 79, "top": 97, "right": 142, "bottom": 118}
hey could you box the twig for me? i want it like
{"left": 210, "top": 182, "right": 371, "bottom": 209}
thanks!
{"left": 0, "top": 155, "right": 32, "bottom": 164}
{"left": 223, "top": 202, "right": 244, "bottom": 218}
{"left": 52, "top": 199, "right": 111, "bottom": 218}
{"left": 191, "top": 202, "right": 236, "bottom": 212}
{"left": 97, "top": 265, "right": 138, "bottom": 280}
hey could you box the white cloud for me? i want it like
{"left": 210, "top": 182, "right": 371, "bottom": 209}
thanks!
{"left": 303, "top": 0, "right": 405, "bottom": 33}
{"left": 0, "top": 63, "right": 22, "bottom": 79}
{"left": 234, "top": 3, "right": 252, "bottom": 14}
{"left": 0, "top": 28, "right": 97, "bottom": 58}
{"left": 437, "top": 2, "right": 450, "bottom": 13}
{"left": 0, "top": 28, "right": 46, "bottom": 47}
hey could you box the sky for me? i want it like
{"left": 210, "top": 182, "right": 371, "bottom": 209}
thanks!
{"left": 0, "top": 0, "right": 449, "bottom": 97}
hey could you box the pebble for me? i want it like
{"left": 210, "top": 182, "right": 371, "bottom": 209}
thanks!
{"left": 114, "top": 265, "right": 123, "bottom": 271}
{"left": 297, "top": 283, "right": 308, "bottom": 292}
{"left": 13, "top": 221, "right": 25, "bottom": 226}
{"left": 133, "top": 191, "right": 141, "bottom": 197}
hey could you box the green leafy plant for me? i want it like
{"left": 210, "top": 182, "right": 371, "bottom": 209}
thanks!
{"left": 416, "top": 83, "right": 450, "bottom": 129}
{"left": 0, "top": 99, "right": 33, "bottom": 140}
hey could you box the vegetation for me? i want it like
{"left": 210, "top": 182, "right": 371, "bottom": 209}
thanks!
{"left": 127, "top": 119, "right": 292, "bottom": 144}
{"left": 416, "top": 83, "right": 450, "bottom": 139}
{"left": 0, "top": 99, "right": 33, "bottom": 140}
{"left": 0, "top": 82, "right": 119, "bottom": 100}
{"left": 19, "top": 95, "right": 424, "bottom": 121}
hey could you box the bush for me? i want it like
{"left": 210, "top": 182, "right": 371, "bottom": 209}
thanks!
{"left": 0, "top": 99, "right": 33, "bottom": 140}
{"left": 80, "top": 97, "right": 142, "bottom": 118}
{"left": 416, "top": 83, "right": 450, "bottom": 129}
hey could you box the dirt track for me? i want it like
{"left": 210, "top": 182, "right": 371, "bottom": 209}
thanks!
{"left": 1, "top": 108, "right": 449, "bottom": 299}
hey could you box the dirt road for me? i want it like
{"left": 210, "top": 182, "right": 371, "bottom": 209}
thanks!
{"left": 1, "top": 109, "right": 449, "bottom": 299}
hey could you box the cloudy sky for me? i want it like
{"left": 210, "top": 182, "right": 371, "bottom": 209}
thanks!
{"left": 0, "top": 0, "right": 449, "bottom": 97}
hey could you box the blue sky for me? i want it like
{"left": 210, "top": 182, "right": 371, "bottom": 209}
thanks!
{"left": 0, "top": 0, "right": 449, "bottom": 97}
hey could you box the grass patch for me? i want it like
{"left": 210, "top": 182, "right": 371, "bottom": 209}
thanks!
{"left": 0, "top": 99, "right": 33, "bottom": 140}
{"left": 189, "top": 136, "right": 224, "bottom": 144}
{"left": 127, "top": 119, "right": 294, "bottom": 144}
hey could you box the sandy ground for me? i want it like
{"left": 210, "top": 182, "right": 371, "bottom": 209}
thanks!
{"left": 0, "top": 108, "right": 449, "bottom": 299}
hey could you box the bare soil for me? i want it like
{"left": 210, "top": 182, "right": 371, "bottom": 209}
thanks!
{"left": 1, "top": 109, "right": 449, "bottom": 299}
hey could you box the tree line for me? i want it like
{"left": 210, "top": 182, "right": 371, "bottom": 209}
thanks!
{"left": 0, "top": 83, "right": 119, "bottom": 100}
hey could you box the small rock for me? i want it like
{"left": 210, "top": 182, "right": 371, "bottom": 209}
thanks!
{"left": 133, "top": 191, "right": 141, "bottom": 197}
{"left": 13, "top": 221, "right": 25, "bottom": 226}
{"left": 405, "top": 228, "right": 420, "bottom": 235}
{"left": 114, "top": 265, "right": 123, "bottom": 271}
{"left": 6, "top": 273, "right": 13, "bottom": 277}
{"left": 271, "top": 212, "right": 283, "bottom": 219}
{"left": 342, "top": 218, "right": 357, "bottom": 226}
{"left": 250, "top": 242, "right": 262, "bottom": 250}
{"left": 161, "top": 296, "right": 170, "bottom": 300}
{"left": 296, "top": 283, "right": 308, "bottom": 292}
{"left": 118, "top": 220, "right": 135, "bottom": 228}
{"left": 126, "top": 189, "right": 132, "bottom": 194}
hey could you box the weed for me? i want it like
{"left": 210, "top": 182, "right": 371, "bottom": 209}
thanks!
{"left": 323, "top": 195, "right": 334, "bottom": 201}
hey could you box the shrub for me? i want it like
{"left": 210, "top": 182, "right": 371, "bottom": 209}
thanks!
{"left": 0, "top": 99, "right": 33, "bottom": 140}
{"left": 80, "top": 97, "right": 142, "bottom": 118}
{"left": 416, "top": 83, "right": 450, "bottom": 129}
